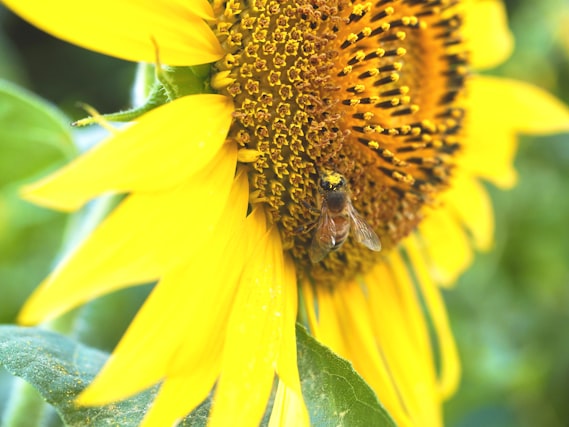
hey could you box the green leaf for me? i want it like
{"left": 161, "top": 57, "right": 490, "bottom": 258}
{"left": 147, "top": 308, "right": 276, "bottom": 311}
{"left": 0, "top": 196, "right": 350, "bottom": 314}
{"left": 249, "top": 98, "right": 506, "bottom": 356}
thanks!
{"left": 0, "top": 79, "right": 76, "bottom": 185}
{"left": 297, "top": 325, "right": 398, "bottom": 427}
{"left": 0, "top": 325, "right": 397, "bottom": 426}
{"left": 0, "top": 326, "right": 156, "bottom": 427}
{"left": 0, "top": 80, "right": 76, "bottom": 322}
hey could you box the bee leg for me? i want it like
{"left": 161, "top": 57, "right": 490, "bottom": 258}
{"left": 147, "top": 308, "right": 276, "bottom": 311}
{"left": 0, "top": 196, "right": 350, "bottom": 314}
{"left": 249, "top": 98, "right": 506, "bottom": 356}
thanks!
{"left": 301, "top": 200, "right": 320, "bottom": 214}
{"left": 294, "top": 220, "right": 318, "bottom": 234}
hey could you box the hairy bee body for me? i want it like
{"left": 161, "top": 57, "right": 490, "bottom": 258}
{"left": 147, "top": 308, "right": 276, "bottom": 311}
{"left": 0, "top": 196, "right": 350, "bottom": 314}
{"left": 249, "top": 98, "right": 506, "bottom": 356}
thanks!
{"left": 309, "top": 171, "right": 382, "bottom": 263}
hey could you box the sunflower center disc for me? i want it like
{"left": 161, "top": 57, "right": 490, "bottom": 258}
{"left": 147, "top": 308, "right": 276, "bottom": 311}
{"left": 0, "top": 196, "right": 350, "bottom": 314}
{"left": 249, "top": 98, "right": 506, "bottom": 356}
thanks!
{"left": 212, "top": 0, "right": 467, "bottom": 286}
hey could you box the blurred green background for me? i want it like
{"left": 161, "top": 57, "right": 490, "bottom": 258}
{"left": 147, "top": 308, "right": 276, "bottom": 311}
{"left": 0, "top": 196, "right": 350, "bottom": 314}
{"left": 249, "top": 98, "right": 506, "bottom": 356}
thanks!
{"left": 0, "top": 1, "right": 568, "bottom": 427}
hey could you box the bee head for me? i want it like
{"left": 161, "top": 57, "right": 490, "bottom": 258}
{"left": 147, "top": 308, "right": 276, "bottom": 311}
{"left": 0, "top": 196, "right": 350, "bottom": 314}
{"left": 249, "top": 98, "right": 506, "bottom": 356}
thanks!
{"left": 319, "top": 171, "right": 347, "bottom": 192}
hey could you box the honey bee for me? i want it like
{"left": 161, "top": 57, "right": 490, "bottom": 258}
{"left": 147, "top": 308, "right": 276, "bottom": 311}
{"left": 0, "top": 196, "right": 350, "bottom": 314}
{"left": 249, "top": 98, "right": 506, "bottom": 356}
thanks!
{"left": 309, "top": 171, "right": 381, "bottom": 263}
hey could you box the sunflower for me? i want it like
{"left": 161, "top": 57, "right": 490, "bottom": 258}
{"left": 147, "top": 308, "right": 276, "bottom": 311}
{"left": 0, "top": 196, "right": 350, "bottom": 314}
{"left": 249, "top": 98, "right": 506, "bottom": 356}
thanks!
{"left": 3, "top": 0, "right": 569, "bottom": 426}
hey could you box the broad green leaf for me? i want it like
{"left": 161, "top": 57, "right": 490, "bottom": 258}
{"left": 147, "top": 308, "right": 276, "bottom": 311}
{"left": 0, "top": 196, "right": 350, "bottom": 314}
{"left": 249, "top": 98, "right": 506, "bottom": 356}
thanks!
{"left": 0, "top": 326, "right": 157, "bottom": 426}
{"left": 0, "top": 79, "right": 76, "bottom": 185}
{"left": 0, "top": 80, "right": 76, "bottom": 322}
{"left": 297, "top": 325, "right": 397, "bottom": 427}
{"left": 0, "top": 325, "right": 397, "bottom": 426}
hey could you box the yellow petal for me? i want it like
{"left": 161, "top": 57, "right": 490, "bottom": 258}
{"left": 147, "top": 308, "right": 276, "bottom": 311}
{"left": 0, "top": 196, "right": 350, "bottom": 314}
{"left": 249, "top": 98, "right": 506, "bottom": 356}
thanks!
{"left": 463, "top": 0, "right": 514, "bottom": 70}
{"left": 141, "top": 373, "right": 219, "bottom": 427}
{"left": 473, "top": 75, "right": 569, "bottom": 135}
{"left": 366, "top": 256, "right": 442, "bottom": 426}
{"left": 209, "top": 226, "right": 288, "bottom": 427}
{"left": 19, "top": 143, "right": 237, "bottom": 325}
{"left": 2, "top": 0, "right": 223, "bottom": 66}
{"left": 300, "top": 280, "right": 321, "bottom": 338}
{"left": 313, "top": 285, "right": 350, "bottom": 359}
{"left": 418, "top": 207, "right": 473, "bottom": 287}
{"left": 444, "top": 172, "right": 494, "bottom": 251}
{"left": 332, "top": 282, "right": 415, "bottom": 427}
{"left": 141, "top": 232, "right": 247, "bottom": 426}
{"left": 188, "top": 0, "right": 218, "bottom": 21}
{"left": 77, "top": 172, "right": 249, "bottom": 405}
{"left": 404, "top": 235, "right": 461, "bottom": 399}
{"left": 23, "top": 95, "right": 234, "bottom": 212}
{"left": 462, "top": 75, "right": 569, "bottom": 188}
{"left": 269, "top": 379, "right": 310, "bottom": 427}
{"left": 275, "top": 255, "right": 305, "bottom": 399}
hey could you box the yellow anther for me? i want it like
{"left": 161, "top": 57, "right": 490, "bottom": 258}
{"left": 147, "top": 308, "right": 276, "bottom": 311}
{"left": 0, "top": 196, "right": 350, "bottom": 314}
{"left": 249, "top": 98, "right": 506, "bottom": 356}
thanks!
{"left": 238, "top": 148, "right": 263, "bottom": 163}
{"left": 368, "top": 140, "right": 380, "bottom": 149}
{"left": 347, "top": 33, "right": 359, "bottom": 43}
{"left": 355, "top": 50, "right": 366, "bottom": 62}
{"left": 211, "top": 70, "right": 235, "bottom": 90}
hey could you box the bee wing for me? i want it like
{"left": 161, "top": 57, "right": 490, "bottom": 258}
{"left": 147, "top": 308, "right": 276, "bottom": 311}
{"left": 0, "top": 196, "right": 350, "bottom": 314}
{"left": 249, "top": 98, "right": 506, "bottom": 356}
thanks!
{"left": 348, "top": 204, "right": 382, "bottom": 252}
{"left": 309, "top": 207, "right": 336, "bottom": 263}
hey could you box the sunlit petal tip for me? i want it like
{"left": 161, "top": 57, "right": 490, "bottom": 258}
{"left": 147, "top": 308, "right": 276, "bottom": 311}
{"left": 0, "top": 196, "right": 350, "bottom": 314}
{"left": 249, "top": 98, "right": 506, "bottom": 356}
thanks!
{"left": 20, "top": 176, "right": 84, "bottom": 213}
{"left": 2, "top": 0, "right": 224, "bottom": 66}
{"left": 75, "top": 380, "right": 122, "bottom": 407}
{"left": 21, "top": 94, "right": 234, "bottom": 212}
{"left": 16, "top": 269, "right": 94, "bottom": 325}
{"left": 16, "top": 285, "right": 53, "bottom": 326}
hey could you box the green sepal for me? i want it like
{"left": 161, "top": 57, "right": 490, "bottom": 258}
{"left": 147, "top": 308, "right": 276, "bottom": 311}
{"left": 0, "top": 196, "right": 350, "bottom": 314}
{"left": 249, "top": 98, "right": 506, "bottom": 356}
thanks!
{"left": 73, "top": 64, "right": 212, "bottom": 127}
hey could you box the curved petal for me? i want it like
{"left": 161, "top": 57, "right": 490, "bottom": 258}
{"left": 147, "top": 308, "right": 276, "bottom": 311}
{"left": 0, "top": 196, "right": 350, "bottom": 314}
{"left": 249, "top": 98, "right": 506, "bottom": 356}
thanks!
{"left": 333, "top": 282, "right": 416, "bottom": 427}
{"left": 23, "top": 95, "right": 234, "bottom": 212}
{"left": 18, "top": 144, "right": 237, "bottom": 325}
{"left": 462, "top": 75, "right": 569, "bottom": 188}
{"left": 404, "top": 235, "right": 461, "bottom": 399}
{"left": 418, "top": 207, "right": 473, "bottom": 287}
{"left": 269, "top": 379, "right": 310, "bottom": 427}
{"left": 366, "top": 257, "right": 442, "bottom": 426}
{"left": 3, "top": 0, "right": 223, "bottom": 66}
{"left": 463, "top": 0, "right": 514, "bottom": 70}
{"left": 444, "top": 172, "right": 494, "bottom": 251}
{"left": 275, "top": 255, "right": 306, "bottom": 410}
{"left": 209, "top": 226, "right": 289, "bottom": 427}
{"left": 76, "top": 172, "right": 249, "bottom": 406}
{"left": 471, "top": 76, "right": 569, "bottom": 135}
